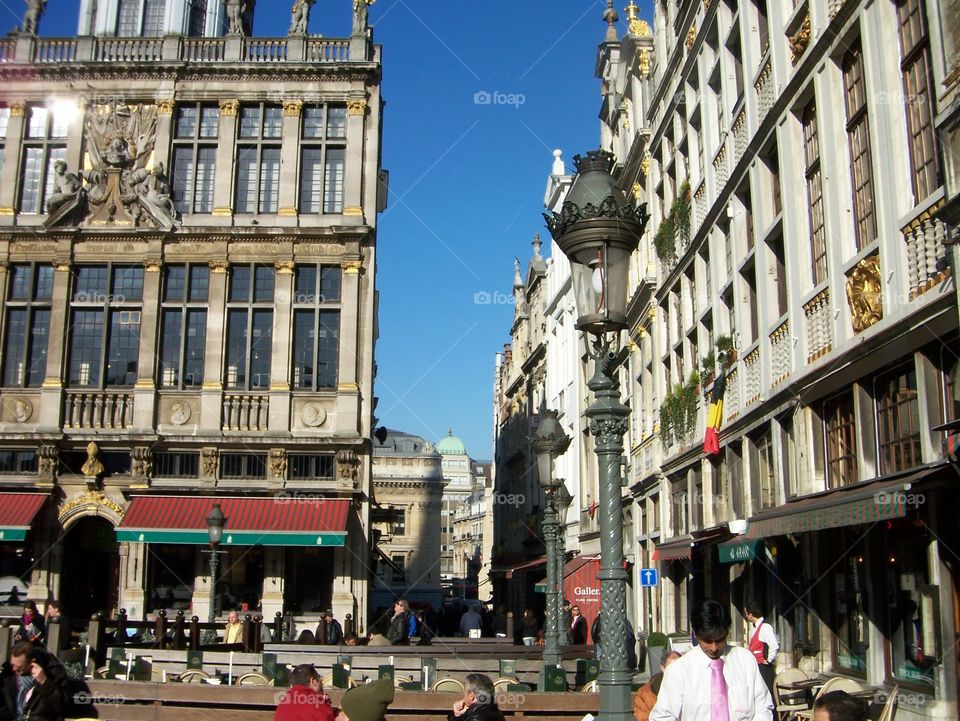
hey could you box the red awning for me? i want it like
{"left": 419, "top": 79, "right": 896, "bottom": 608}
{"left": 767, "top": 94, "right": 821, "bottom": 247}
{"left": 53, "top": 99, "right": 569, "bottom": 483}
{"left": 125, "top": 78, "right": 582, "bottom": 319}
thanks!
{"left": 946, "top": 433, "right": 960, "bottom": 462}
{"left": 117, "top": 496, "right": 351, "bottom": 546}
{"left": 503, "top": 556, "right": 547, "bottom": 579}
{"left": 0, "top": 493, "right": 49, "bottom": 541}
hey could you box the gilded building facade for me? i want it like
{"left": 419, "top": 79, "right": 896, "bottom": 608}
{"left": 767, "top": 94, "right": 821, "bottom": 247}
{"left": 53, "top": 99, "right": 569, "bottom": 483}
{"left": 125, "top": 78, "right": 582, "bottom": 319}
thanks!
{"left": 0, "top": 0, "right": 384, "bottom": 630}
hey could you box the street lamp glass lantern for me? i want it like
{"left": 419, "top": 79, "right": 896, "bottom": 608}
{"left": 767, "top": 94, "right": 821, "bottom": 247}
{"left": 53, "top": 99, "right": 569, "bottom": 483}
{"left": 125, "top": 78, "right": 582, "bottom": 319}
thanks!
{"left": 543, "top": 150, "right": 648, "bottom": 334}
{"left": 206, "top": 503, "right": 226, "bottom": 548}
{"left": 532, "top": 409, "right": 572, "bottom": 488}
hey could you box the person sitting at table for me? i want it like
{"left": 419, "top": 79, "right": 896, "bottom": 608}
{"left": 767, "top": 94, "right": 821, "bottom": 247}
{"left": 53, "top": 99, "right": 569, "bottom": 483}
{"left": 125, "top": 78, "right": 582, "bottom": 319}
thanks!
{"left": 812, "top": 691, "right": 867, "bottom": 721}
{"left": 633, "top": 651, "right": 681, "bottom": 721}
{"left": 224, "top": 609, "right": 244, "bottom": 645}
{"left": 15, "top": 601, "right": 44, "bottom": 645}
{"left": 274, "top": 664, "right": 334, "bottom": 721}
{"left": 448, "top": 673, "right": 506, "bottom": 721}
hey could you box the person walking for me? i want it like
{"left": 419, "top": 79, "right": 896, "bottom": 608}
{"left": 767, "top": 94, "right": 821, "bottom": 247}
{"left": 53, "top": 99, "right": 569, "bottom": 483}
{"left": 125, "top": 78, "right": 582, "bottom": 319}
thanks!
{"left": 569, "top": 605, "right": 587, "bottom": 645}
{"left": 650, "top": 598, "right": 772, "bottom": 721}
{"left": 448, "top": 673, "right": 506, "bottom": 721}
{"left": 520, "top": 609, "right": 538, "bottom": 646}
{"left": 744, "top": 601, "right": 779, "bottom": 696}
{"left": 386, "top": 600, "right": 411, "bottom": 645}
{"left": 0, "top": 641, "right": 70, "bottom": 721}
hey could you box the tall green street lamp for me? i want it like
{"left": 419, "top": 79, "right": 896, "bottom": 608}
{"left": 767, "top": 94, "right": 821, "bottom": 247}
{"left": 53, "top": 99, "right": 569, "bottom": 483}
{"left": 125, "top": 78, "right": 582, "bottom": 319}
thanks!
{"left": 533, "top": 409, "right": 571, "bottom": 672}
{"left": 203, "top": 503, "right": 226, "bottom": 645}
{"left": 544, "top": 149, "right": 648, "bottom": 721}
{"left": 552, "top": 481, "right": 573, "bottom": 647}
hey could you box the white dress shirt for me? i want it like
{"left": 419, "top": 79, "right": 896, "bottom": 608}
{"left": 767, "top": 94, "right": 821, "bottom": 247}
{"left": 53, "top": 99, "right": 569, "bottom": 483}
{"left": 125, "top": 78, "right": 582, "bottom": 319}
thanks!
{"left": 650, "top": 644, "right": 773, "bottom": 721}
{"left": 752, "top": 618, "right": 780, "bottom": 664}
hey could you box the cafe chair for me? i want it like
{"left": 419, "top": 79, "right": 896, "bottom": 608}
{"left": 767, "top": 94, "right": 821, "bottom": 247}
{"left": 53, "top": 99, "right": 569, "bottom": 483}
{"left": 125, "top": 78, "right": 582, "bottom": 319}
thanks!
{"left": 580, "top": 680, "right": 599, "bottom": 693}
{"left": 493, "top": 677, "right": 519, "bottom": 693}
{"left": 236, "top": 672, "right": 271, "bottom": 685}
{"left": 177, "top": 669, "right": 211, "bottom": 684}
{"left": 431, "top": 678, "right": 465, "bottom": 693}
{"left": 322, "top": 673, "right": 358, "bottom": 689}
{"left": 773, "top": 668, "right": 811, "bottom": 721}
{"left": 795, "top": 677, "right": 867, "bottom": 720}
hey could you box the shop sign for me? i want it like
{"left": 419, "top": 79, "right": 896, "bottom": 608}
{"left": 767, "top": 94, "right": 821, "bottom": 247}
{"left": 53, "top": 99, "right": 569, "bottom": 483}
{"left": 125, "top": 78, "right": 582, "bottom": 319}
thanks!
{"left": 719, "top": 539, "right": 763, "bottom": 564}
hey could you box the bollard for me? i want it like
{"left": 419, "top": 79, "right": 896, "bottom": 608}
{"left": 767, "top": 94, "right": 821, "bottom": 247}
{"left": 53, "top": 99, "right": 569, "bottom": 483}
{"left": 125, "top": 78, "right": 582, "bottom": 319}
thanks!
{"left": 115, "top": 609, "right": 127, "bottom": 646}
{"left": 344, "top": 613, "right": 354, "bottom": 637}
{"left": 154, "top": 610, "right": 166, "bottom": 649}
{"left": 273, "top": 612, "right": 283, "bottom": 643}
{"left": 173, "top": 610, "right": 186, "bottom": 649}
{"left": 242, "top": 614, "right": 255, "bottom": 652}
{"left": 189, "top": 616, "right": 200, "bottom": 650}
{"left": 506, "top": 611, "right": 514, "bottom": 640}
{"left": 87, "top": 613, "right": 107, "bottom": 668}
{"left": 0, "top": 620, "right": 13, "bottom": 661}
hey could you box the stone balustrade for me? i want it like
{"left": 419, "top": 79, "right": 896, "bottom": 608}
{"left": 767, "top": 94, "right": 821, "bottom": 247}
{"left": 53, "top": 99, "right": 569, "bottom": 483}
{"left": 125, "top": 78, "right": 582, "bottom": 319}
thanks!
{"left": 903, "top": 201, "right": 953, "bottom": 300}
{"left": 755, "top": 60, "right": 774, "bottom": 122}
{"left": 769, "top": 319, "right": 791, "bottom": 387}
{"left": 803, "top": 288, "right": 833, "bottom": 364}
{"left": 63, "top": 391, "right": 134, "bottom": 430}
{"left": 732, "top": 108, "right": 747, "bottom": 166}
{"left": 744, "top": 347, "right": 761, "bottom": 406}
{"left": 222, "top": 394, "right": 269, "bottom": 432}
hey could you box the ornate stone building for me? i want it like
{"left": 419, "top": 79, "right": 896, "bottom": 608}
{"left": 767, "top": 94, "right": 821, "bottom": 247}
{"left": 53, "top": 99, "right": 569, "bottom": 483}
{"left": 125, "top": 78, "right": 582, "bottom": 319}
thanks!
{"left": 0, "top": 0, "right": 384, "bottom": 630}
{"left": 370, "top": 429, "right": 444, "bottom": 613}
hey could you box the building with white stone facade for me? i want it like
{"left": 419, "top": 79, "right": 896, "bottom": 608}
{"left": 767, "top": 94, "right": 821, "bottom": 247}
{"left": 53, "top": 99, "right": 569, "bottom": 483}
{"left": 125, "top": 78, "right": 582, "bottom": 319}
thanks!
{"left": 370, "top": 429, "right": 444, "bottom": 613}
{"left": 0, "top": 0, "right": 384, "bottom": 632}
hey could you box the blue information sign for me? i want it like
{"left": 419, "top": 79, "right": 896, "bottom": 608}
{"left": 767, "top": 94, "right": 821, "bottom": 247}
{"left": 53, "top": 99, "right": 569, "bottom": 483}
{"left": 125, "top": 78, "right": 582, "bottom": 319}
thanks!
{"left": 639, "top": 568, "right": 659, "bottom": 587}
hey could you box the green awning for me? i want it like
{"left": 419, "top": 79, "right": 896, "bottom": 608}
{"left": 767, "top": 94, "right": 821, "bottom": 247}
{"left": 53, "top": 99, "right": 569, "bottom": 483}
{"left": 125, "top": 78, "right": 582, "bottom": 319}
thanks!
{"left": 718, "top": 539, "right": 763, "bottom": 564}
{"left": 744, "top": 468, "right": 938, "bottom": 540}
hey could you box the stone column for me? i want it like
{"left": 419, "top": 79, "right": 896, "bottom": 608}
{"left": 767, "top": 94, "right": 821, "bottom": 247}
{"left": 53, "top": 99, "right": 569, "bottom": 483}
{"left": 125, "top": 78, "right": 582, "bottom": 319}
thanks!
{"left": 64, "top": 100, "right": 86, "bottom": 179}
{"left": 212, "top": 99, "right": 239, "bottom": 221}
{"left": 199, "top": 262, "right": 228, "bottom": 434}
{"left": 154, "top": 99, "right": 175, "bottom": 168}
{"left": 269, "top": 260, "right": 294, "bottom": 432}
{"left": 118, "top": 542, "right": 147, "bottom": 620}
{"left": 37, "top": 260, "right": 72, "bottom": 432}
{"left": 335, "top": 258, "right": 361, "bottom": 435}
{"left": 0, "top": 103, "right": 26, "bottom": 220}
{"left": 261, "top": 547, "right": 285, "bottom": 619}
{"left": 132, "top": 261, "right": 162, "bottom": 432}
{"left": 342, "top": 98, "right": 367, "bottom": 222}
{"left": 277, "top": 100, "right": 302, "bottom": 225}
{"left": 333, "top": 545, "right": 359, "bottom": 631}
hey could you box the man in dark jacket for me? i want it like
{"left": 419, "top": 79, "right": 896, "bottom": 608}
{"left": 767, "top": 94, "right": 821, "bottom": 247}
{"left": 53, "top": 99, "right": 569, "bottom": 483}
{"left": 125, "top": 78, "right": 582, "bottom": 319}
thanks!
{"left": 386, "top": 600, "right": 410, "bottom": 645}
{"left": 316, "top": 611, "right": 343, "bottom": 645}
{"left": 569, "top": 605, "right": 588, "bottom": 644}
{"left": 0, "top": 641, "right": 70, "bottom": 721}
{"left": 448, "top": 673, "right": 505, "bottom": 721}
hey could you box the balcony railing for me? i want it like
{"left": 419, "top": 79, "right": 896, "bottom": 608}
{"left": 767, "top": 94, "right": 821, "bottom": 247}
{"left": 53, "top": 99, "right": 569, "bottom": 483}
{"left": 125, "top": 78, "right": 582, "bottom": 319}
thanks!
{"left": 803, "top": 288, "right": 833, "bottom": 363}
{"left": 693, "top": 181, "right": 707, "bottom": 235}
{"left": 743, "top": 347, "right": 761, "bottom": 406}
{"left": 245, "top": 38, "right": 287, "bottom": 62}
{"left": 0, "top": 38, "right": 15, "bottom": 62}
{"left": 769, "top": 319, "right": 791, "bottom": 387}
{"left": 182, "top": 38, "right": 226, "bottom": 61}
{"left": 34, "top": 38, "right": 77, "bottom": 63}
{"left": 713, "top": 143, "right": 729, "bottom": 189}
{"left": 222, "top": 394, "right": 268, "bottom": 432}
{"left": 94, "top": 38, "right": 163, "bottom": 62}
{"left": 754, "top": 60, "right": 774, "bottom": 123}
{"left": 732, "top": 108, "right": 747, "bottom": 166}
{"left": 64, "top": 391, "right": 134, "bottom": 430}
{"left": 903, "top": 200, "right": 952, "bottom": 300}
{"left": 306, "top": 38, "right": 351, "bottom": 62}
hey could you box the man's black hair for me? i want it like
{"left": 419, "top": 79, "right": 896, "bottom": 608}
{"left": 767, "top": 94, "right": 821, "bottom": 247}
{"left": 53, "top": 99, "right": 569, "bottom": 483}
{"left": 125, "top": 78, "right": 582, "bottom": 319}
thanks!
{"left": 745, "top": 600, "right": 765, "bottom": 618}
{"left": 814, "top": 691, "right": 868, "bottom": 721}
{"left": 290, "top": 664, "right": 319, "bottom": 687}
{"left": 691, "top": 599, "right": 731, "bottom": 639}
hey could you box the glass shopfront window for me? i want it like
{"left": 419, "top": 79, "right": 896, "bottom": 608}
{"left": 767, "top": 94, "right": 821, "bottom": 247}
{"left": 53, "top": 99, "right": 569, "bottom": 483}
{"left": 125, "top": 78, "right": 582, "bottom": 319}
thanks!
{"left": 830, "top": 531, "right": 869, "bottom": 675}
{"left": 884, "top": 520, "right": 935, "bottom": 687}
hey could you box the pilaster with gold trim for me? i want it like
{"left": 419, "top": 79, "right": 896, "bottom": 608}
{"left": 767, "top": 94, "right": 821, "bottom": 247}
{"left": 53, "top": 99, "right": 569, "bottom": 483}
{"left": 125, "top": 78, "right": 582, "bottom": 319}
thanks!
{"left": 132, "top": 261, "right": 162, "bottom": 432}
{"left": 334, "top": 257, "right": 362, "bottom": 434}
{"left": 37, "top": 262, "right": 72, "bottom": 432}
{"left": 153, "top": 98, "right": 175, "bottom": 175}
{"left": 342, "top": 96, "right": 368, "bottom": 221}
{"left": 277, "top": 100, "right": 303, "bottom": 224}
{"left": 0, "top": 103, "right": 27, "bottom": 219}
{"left": 200, "top": 260, "right": 230, "bottom": 433}
{"left": 269, "top": 260, "right": 295, "bottom": 432}
{"left": 212, "top": 99, "right": 240, "bottom": 219}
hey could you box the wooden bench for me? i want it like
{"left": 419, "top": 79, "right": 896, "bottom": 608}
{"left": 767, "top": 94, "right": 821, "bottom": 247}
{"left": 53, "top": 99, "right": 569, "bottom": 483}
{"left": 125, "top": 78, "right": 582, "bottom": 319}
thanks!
{"left": 83, "top": 681, "right": 600, "bottom": 721}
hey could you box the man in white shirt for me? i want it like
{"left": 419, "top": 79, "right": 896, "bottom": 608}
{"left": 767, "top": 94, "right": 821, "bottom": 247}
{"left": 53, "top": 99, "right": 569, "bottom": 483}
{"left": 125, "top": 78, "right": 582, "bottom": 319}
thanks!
{"left": 744, "top": 601, "right": 779, "bottom": 695}
{"left": 650, "top": 599, "right": 772, "bottom": 721}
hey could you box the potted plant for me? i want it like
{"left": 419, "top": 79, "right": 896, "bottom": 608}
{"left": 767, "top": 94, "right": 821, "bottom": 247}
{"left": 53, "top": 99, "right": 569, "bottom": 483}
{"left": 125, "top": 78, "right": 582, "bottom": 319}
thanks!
{"left": 646, "top": 631, "right": 669, "bottom": 671}
{"left": 700, "top": 350, "right": 716, "bottom": 386}
{"left": 653, "top": 213, "right": 677, "bottom": 263}
{"left": 673, "top": 181, "right": 691, "bottom": 244}
{"left": 716, "top": 334, "right": 736, "bottom": 365}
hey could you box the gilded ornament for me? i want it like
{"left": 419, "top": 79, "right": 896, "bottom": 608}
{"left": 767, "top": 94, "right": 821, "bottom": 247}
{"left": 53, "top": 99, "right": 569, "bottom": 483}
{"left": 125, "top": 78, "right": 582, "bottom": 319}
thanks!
{"left": 640, "top": 152, "right": 651, "bottom": 176}
{"left": 275, "top": 260, "right": 295, "bottom": 274}
{"left": 347, "top": 99, "right": 367, "bottom": 116}
{"left": 283, "top": 100, "right": 303, "bottom": 117}
{"left": 201, "top": 448, "right": 219, "bottom": 477}
{"left": 637, "top": 49, "right": 650, "bottom": 77}
{"left": 156, "top": 99, "right": 175, "bottom": 115}
{"left": 632, "top": 182, "right": 643, "bottom": 200}
{"left": 9, "top": 103, "right": 25, "bottom": 117}
{"left": 789, "top": 16, "right": 811, "bottom": 64}
{"left": 269, "top": 449, "right": 287, "bottom": 479}
{"left": 57, "top": 490, "right": 124, "bottom": 522}
{"left": 686, "top": 26, "right": 697, "bottom": 50}
{"left": 219, "top": 99, "right": 239, "bottom": 116}
{"left": 845, "top": 255, "right": 883, "bottom": 333}
{"left": 81, "top": 441, "right": 105, "bottom": 477}
{"left": 209, "top": 260, "right": 229, "bottom": 274}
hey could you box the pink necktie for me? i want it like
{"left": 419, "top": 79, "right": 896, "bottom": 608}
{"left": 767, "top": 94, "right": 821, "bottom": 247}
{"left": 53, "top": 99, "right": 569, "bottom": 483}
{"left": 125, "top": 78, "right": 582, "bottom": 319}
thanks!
{"left": 710, "top": 658, "right": 730, "bottom": 721}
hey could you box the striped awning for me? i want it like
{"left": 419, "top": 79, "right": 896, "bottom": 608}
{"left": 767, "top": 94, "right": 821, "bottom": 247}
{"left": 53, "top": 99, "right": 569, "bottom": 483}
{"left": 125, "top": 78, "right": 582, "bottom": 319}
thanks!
{"left": 653, "top": 538, "right": 693, "bottom": 561}
{"left": 744, "top": 467, "right": 939, "bottom": 541}
{"left": 0, "top": 493, "right": 49, "bottom": 541}
{"left": 116, "top": 496, "right": 350, "bottom": 546}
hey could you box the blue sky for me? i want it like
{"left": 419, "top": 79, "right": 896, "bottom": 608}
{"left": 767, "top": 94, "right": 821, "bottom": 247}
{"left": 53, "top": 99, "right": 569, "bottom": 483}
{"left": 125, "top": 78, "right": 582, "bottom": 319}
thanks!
{"left": 29, "top": 0, "right": 652, "bottom": 461}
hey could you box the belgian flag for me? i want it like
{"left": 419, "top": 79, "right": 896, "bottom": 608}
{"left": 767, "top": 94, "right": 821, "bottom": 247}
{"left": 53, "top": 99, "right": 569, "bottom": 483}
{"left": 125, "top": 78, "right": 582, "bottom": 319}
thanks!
{"left": 703, "top": 369, "right": 726, "bottom": 455}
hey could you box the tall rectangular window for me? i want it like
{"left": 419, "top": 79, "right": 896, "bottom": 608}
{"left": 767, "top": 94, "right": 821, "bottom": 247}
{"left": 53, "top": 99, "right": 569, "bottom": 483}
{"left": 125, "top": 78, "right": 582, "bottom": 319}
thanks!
{"left": 824, "top": 392, "right": 858, "bottom": 487}
{"left": 751, "top": 428, "right": 776, "bottom": 511}
{"left": 142, "top": 0, "right": 167, "bottom": 36}
{"left": 117, "top": 0, "right": 141, "bottom": 35}
{"left": 159, "top": 264, "right": 208, "bottom": 387}
{"left": 226, "top": 264, "right": 274, "bottom": 390}
{"left": 0, "top": 107, "right": 9, "bottom": 181}
{"left": 19, "top": 107, "right": 68, "bottom": 214}
{"left": 187, "top": 0, "right": 207, "bottom": 35}
{"left": 68, "top": 265, "right": 144, "bottom": 388}
{"left": 171, "top": 104, "right": 218, "bottom": 214}
{"left": 896, "top": 0, "right": 941, "bottom": 202}
{"left": 2, "top": 264, "right": 53, "bottom": 387}
{"left": 876, "top": 364, "right": 921, "bottom": 474}
{"left": 299, "top": 105, "right": 348, "bottom": 214}
{"left": 292, "top": 264, "right": 341, "bottom": 390}
{"left": 235, "top": 105, "right": 282, "bottom": 214}
{"left": 802, "top": 101, "right": 828, "bottom": 285}
{"left": 843, "top": 41, "right": 877, "bottom": 251}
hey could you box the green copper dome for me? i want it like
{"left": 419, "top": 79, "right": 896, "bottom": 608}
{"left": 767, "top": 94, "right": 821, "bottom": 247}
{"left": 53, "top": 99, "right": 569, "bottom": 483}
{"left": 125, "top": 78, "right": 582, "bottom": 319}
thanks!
{"left": 437, "top": 428, "right": 467, "bottom": 455}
